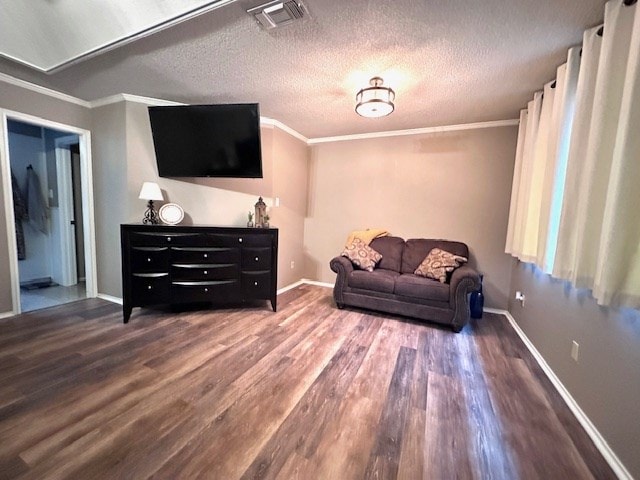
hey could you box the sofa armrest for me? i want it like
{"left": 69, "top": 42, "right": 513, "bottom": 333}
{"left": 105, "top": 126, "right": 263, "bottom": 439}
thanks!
{"left": 330, "top": 255, "right": 353, "bottom": 276}
{"left": 449, "top": 265, "right": 480, "bottom": 298}
{"left": 449, "top": 265, "right": 481, "bottom": 332}
{"left": 330, "top": 256, "right": 353, "bottom": 307}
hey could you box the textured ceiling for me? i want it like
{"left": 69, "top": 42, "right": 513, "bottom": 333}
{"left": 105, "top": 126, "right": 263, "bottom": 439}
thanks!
{"left": 0, "top": 0, "right": 607, "bottom": 138}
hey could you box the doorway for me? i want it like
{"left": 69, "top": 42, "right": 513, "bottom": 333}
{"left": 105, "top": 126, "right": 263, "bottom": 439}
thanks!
{"left": 0, "top": 110, "right": 97, "bottom": 314}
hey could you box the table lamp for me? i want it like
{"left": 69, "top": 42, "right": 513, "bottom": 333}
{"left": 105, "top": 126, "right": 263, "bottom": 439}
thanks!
{"left": 139, "top": 182, "right": 163, "bottom": 224}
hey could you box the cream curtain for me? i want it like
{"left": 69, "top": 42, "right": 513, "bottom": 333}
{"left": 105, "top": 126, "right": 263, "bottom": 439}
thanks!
{"left": 593, "top": 3, "right": 640, "bottom": 307}
{"left": 505, "top": 92, "right": 542, "bottom": 263}
{"left": 505, "top": 109, "right": 527, "bottom": 256}
{"left": 506, "top": 0, "right": 640, "bottom": 309}
{"left": 537, "top": 47, "right": 581, "bottom": 273}
{"left": 553, "top": 27, "right": 603, "bottom": 280}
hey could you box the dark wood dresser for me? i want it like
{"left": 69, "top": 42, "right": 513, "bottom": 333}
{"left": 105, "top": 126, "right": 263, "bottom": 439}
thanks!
{"left": 120, "top": 224, "right": 278, "bottom": 323}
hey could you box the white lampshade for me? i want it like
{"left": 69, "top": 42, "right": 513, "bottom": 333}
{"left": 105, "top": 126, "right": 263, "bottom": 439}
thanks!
{"left": 138, "top": 182, "right": 163, "bottom": 201}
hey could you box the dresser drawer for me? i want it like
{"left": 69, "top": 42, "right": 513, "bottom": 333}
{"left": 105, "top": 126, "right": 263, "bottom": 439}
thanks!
{"left": 171, "top": 263, "right": 238, "bottom": 281}
{"left": 171, "top": 247, "right": 240, "bottom": 263}
{"left": 172, "top": 280, "right": 239, "bottom": 303}
{"left": 242, "top": 247, "right": 271, "bottom": 270}
{"left": 239, "top": 234, "right": 273, "bottom": 247}
{"left": 131, "top": 246, "right": 169, "bottom": 272}
{"left": 241, "top": 271, "right": 272, "bottom": 299}
{"left": 130, "top": 232, "right": 205, "bottom": 247}
{"left": 132, "top": 273, "right": 170, "bottom": 305}
{"left": 207, "top": 233, "right": 272, "bottom": 247}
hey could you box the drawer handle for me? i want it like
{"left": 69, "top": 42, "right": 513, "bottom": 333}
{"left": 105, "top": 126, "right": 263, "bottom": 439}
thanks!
{"left": 254, "top": 281, "right": 258, "bottom": 286}
{"left": 204, "top": 254, "right": 208, "bottom": 258}
{"left": 204, "top": 270, "right": 208, "bottom": 275}
{"left": 167, "top": 237, "right": 172, "bottom": 242}
{"left": 239, "top": 238, "right": 243, "bottom": 243}
{"left": 147, "top": 258, "right": 151, "bottom": 262}
{"left": 204, "top": 287, "right": 209, "bottom": 292}
{"left": 255, "top": 256, "right": 259, "bottom": 261}
{"left": 147, "top": 285, "right": 152, "bottom": 290}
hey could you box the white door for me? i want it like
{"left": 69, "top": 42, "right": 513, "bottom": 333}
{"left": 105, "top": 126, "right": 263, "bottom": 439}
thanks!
{"left": 52, "top": 144, "right": 78, "bottom": 286}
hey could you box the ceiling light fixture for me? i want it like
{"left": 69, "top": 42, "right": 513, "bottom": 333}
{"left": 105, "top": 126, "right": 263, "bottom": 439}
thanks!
{"left": 355, "top": 76, "right": 395, "bottom": 118}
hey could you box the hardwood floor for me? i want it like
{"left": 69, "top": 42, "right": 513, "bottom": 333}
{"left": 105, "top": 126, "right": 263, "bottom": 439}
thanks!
{"left": 0, "top": 285, "right": 615, "bottom": 479}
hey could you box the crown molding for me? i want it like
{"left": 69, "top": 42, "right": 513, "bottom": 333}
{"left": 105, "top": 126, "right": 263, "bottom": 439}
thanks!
{"left": 260, "top": 117, "right": 308, "bottom": 143}
{"left": 0, "top": 72, "right": 518, "bottom": 145}
{"left": 0, "top": 72, "right": 91, "bottom": 108}
{"left": 90, "top": 93, "right": 186, "bottom": 108}
{"left": 307, "top": 119, "right": 520, "bottom": 144}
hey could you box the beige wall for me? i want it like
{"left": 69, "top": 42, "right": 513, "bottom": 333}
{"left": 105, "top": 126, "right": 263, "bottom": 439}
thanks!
{"left": 91, "top": 102, "right": 128, "bottom": 298}
{"left": 0, "top": 81, "right": 91, "bottom": 313}
{"left": 509, "top": 262, "right": 640, "bottom": 478}
{"left": 0, "top": 82, "right": 91, "bottom": 128}
{"left": 272, "top": 126, "right": 309, "bottom": 287}
{"left": 127, "top": 101, "right": 308, "bottom": 290}
{"left": 125, "top": 101, "right": 276, "bottom": 227}
{"left": 304, "top": 126, "right": 518, "bottom": 309}
{"left": 89, "top": 99, "right": 309, "bottom": 298}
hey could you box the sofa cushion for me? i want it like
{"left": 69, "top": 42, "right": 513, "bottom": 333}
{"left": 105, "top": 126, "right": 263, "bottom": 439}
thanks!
{"left": 414, "top": 248, "right": 468, "bottom": 283}
{"left": 341, "top": 238, "right": 382, "bottom": 272}
{"left": 370, "top": 236, "right": 405, "bottom": 272}
{"left": 394, "top": 274, "right": 450, "bottom": 302}
{"left": 348, "top": 269, "right": 399, "bottom": 294}
{"left": 401, "top": 239, "right": 469, "bottom": 274}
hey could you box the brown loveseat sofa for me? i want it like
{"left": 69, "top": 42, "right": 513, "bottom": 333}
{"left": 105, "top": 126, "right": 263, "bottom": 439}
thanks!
{"left": 330, "top": 236, "right": 480, "bottom": 332}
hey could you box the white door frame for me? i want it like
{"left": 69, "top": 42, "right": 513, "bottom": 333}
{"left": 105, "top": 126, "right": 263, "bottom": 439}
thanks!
{"left": 54, "top": 135, "right": 79, "bottom": 287}
{"left": 0, "top": 109, "right": 97, "bottom": 315}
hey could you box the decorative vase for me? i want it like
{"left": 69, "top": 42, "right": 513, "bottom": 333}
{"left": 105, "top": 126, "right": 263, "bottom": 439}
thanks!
{"left": 247, "top": 221, "right": 253, "bottom": 227}
{"left": 470, "top": 274, "right": 484, "bottom": 319}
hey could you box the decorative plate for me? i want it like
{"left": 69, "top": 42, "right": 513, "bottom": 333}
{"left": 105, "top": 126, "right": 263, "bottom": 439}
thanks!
{"left": 159, "top": 203, "right": 184, "bottom": 225}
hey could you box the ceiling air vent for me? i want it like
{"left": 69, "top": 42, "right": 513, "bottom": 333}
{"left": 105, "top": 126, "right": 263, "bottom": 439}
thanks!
{"left": 247, "top": 1, "right": 308, "bottom": 29}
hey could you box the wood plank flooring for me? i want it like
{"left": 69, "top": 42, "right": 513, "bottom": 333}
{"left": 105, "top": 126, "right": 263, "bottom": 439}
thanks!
{"left": 0, "top": 285, "right": 615, "bottom": 479}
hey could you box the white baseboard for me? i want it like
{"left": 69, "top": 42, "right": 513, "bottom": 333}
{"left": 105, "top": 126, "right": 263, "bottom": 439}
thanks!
{"left": 277, "top": 279, "right": 333, "bottom": 295}
{"left": 490, "top": 308, "right": 632, "bottom": 480}
{"left": 0, "top": 311, "right": 14, "bottom": 320}
{"left": 277, "top": 280, "right": 306, "bottom": 295}
{"left": 97, "top": 293, "right": 123, "bottom": 305}
{"left": 300, "top": 279, "right": 333, "bottom": 289}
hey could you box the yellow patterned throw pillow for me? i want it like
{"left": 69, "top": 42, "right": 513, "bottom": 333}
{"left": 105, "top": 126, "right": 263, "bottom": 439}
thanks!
{"left": 341, "top": 238, "right": 383, "bottom": 272}
{"left": 414, "top": 248, "right": 468, "bottom": 283}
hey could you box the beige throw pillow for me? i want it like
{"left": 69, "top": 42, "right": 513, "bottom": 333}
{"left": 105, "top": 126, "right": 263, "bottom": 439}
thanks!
{"left": 341, "top": 238, "right": 383, "bottom": 272}
{"left": 414, "top": 248, "right": 468, "bottom": 283}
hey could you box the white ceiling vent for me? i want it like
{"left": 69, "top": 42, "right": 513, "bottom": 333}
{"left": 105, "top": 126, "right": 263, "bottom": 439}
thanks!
{"left": 247, "top": 1, "right": 308, "bottom": 29}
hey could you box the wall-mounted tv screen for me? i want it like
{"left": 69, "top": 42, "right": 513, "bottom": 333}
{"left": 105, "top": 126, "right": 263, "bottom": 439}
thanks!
{"left": 148, "top": 103, "right": 262, "bottom": 178}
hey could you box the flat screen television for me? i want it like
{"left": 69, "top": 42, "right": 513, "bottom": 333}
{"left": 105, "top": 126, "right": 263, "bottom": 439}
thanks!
{"left": 148, "top": 103, "right": 262, "bottom": 178}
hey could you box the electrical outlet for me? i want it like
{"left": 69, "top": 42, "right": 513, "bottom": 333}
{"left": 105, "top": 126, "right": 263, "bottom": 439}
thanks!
{"left": 290, "top": 260, "right": 295, "bottom": 269}
{"left": 571, "top": 341, "right": 580, "bottom": 362}
{"left": 275, "top": 197, "right": 280, "bottom": 207}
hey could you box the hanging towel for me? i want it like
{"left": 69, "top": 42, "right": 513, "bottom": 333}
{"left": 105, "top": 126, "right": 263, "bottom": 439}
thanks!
{"left": 25, "top": 165, "right": 49, "bottom": 234}
{"left": 11, "top": 172, "right": 27, "bottom": 260}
